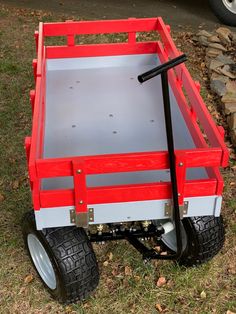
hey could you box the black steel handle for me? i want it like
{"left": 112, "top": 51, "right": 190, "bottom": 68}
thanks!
{"left": 136, "top": 53, "right": 188, "bottom": 260}
{"left": 137, "top": 54, "right": 187, "bottom": 83}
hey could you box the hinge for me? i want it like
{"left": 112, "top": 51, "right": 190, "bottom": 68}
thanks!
{"left": 164, "top": 201, "right": 189, "bottom": 219}
{"left": 70, "top": 210, "right": 89, "bottom": 228}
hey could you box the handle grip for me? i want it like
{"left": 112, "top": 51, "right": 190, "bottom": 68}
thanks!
{"left": 137, "top": 54, "right": 187, "bottom": 83}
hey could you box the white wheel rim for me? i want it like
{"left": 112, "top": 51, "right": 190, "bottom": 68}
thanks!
{"left": 27, "top": 234, "right": 57, "bottom": 290}
{"left": 222, "top": 0, "right": 236, "bottom": 14}
{"left": 161, "top": 221, "right": 187, "bottom": 253}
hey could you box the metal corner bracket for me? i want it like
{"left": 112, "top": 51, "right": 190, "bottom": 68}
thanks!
{"left": 70, "top": 208, "right": 94, "bottom": 228}
{"left": 164, "top": 201, "right": 189, "bottom": 219}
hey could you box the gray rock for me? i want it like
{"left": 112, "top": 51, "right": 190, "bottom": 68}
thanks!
{"left": 209, "top": 35, "right": 221, "bottom": 43}
{"left": 197, "top": 30, "right": 212, "bottom": 38}
{"left": 226, "top": 80, "right": 236, "bottom": 93}
{"left": 198, "top": 35, "right": 209, "bottom": 47}
{"left": 209, "top": 43, "right": 227, "bottom": 51}
{"left": 206, "top": 48, "right": 223, "bottom": 58}
{"left": 227, "top": 113, "right": 236, "bottom": 130}
{"left": 229, "top": 64, "right": 236, "bottom": 75}
{"left": 220, "top": 65, "right": 236, "bottom": 79}
{"left": 223, "top": 102, "right": 236, "bottom": 115}
{"left": 215, "top": 54, "right": 234, "bottom": 65}
{"left": 210, "top": 79, "right": 227, "bottom": 96}
{"left": 216, "top": 27, "right": 232, "bottom": 45}
{"left": 209, "top": 59, "right": 224, "bottom": 71}
{"left": 222, "top": 91, "right": 236, "bottom": 103}
{"left": 231, "top": 130, "right": 236, "bottom": 146}
{"left": 232, "top": 33, "right": 236, "bottom": 45}
{"left": 211, "top": 72, "right": 229, "bottom": 84}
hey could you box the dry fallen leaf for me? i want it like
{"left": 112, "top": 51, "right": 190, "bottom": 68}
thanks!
{"left": 18, "top": 286, "right": 27, "bottom": 295}
{"left": 24, "top": 274, "right": 34, "bottom": 284}
{"left": 226, "top": 311, "right": 236, "bottom": 314}
{"left": 124, "top": 265, "right": 132, "bottom": 276}
{"left": 0, "top": 193, "right": 5, "bottom": 202}
{"left": 12, "top": 180, "right": 20, "bottom": 190}
{"left": 154, "top": 246, "right": 161, "bottom": 252}
{"left": 231, "top": 165, "right": 236, "bottom": 172}
{"left": 103, "top": 261, "right": 109, "bottom": 267}
{"left": 156, "top": 276, "right": 166, "bottom": 287}
{"left": 160, "top": 251, "right": 168, "bottom": 256}
{"left": 200, "top": 290, "right": 207, "bottom": 299}
{"left": 65, "top": 306, "right": 73, "bottom": 313}
{"left": 134, "top": 275, "right": 141, "bottom": 281}
{"left": 108, "top": 252, "right": 113, "bottom": 261}
{"left": 155, "top": 303, "right": 163, "bottom": 312}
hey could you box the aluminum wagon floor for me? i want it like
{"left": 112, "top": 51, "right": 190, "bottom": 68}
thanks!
{"left": 43, "top": 54, "right": 208, "bottom": 190}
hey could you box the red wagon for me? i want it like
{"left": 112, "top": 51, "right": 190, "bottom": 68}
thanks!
{"left": 22, "top": 17, "right": 229, "bottom": 303}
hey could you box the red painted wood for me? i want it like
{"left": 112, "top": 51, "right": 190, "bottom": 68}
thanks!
{"left": 35, "top": 148, "right": 222, "bottom": 179}
{"left": 72, "top": 160, "right": 88, "bottom": 214}
{"left": 36, "top": 22, "right": 44, "bottom": 77}
{"left": 175, "top": 152, "right": 187, "bottom": 205}
{"left": 43, "top": 18, "right": 159, "bottom": 36}
{"left": 156, "top": 42, "right": 208, "bottom": 149}
{"left": 39, "top": 179, "right": 218, "bottom": 208}
{"left": 156, "top": 18, "right": 229, "bottom": 166}
{"left": 46, "top": 42, "right": 158, "bottom": 59}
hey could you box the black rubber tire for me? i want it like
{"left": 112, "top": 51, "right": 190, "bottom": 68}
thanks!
{"left": 179, "top": 216, "right": 225, "bottom": 266}
{"left": 22, "top": 211, "right": 99, "bottom": 303}
{"left": 209, "top": 0, "right": 236, "bottom": 26}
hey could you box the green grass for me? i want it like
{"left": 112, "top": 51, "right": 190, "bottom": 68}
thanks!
{"left": 0, "top": 3, "right": 236, "bottom": 314}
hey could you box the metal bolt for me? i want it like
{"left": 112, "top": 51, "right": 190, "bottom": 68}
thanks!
{"left": 77, "top": 169, "right": 82, "bottom": 174}
{"left": 79, "top": 200, "right": 83, "bottom": 204}
{"left": 179, "top": 162, "right": 184, "bottom": 167}
{"left": 178, "top": 193, "right": 181, "bottom": 197}
{"left": 89, "top": 217, "right": 93, "bottom": 221}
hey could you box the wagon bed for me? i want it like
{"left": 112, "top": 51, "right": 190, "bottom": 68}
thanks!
{"left": 26, "top": 17, "right": 229, "bottom": 230}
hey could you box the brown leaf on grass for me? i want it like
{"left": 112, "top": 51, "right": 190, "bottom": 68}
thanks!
{"left": 108, "top": 252, "right": 113, "bottom": 261}
{"left": 154, "top": 246, "right": 161, "bottom": 252}
{"left": 226, "top": 311, "right": 236, "bottom": 314}
{"left": 155, "top": 303, "right": 163, "bottom": 312}
{"left": 12, "top": 180, "right": 20, "bottom": 190}
{"left": 231, "top": 165, "right": 236, "bottom": 172}
{"left": 134, "top": 275, "right": 141, "bottom": 281}
{"left": 103, "top": 261, "right": 109, "bottom": 267}
{"left": 18, "top": 287, "right": 26, "bottom": 295}
{"left": 0, "top": 193, "right": 5, "bottom": 202}
{"left": 65, "top": 306, "right": 73, "bottom": 313}
{"left": 200, "top": 290, "right": 207, "bottom": 299}
{"left": 156, "top": 276, "right": 166, "bottom": 287}
{"left": 124, "top": 265, "right": 132, "bottom": 276}
{"left": 160, "top": 251, "right": 168, "bottom": 256}
{"left": 24, "top": 274, "right": 34, "bottom": 284}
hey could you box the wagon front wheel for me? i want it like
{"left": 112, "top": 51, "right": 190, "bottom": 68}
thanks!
{"left": 22, "top": 211, "right": 99, "bottom": 303}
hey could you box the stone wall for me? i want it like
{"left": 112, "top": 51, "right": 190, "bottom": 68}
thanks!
{"left": 195, "top": 28, "right": 236, "bottom": 147}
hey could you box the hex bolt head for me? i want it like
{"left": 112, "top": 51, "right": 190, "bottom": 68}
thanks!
{"left": 179, "top": 162, "right": 184, "bottom": 167}
{"left": 178, "top": 193, "right": 181, "bottom": 197}
{"left": 79, "top": 200, "right": 83, "bottom": 204}
{"left": 77, "top": 169, "right": 82, "bottom": 174}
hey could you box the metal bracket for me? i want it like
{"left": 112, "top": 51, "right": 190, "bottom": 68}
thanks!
{"left": 164, "top": 201, "right": 189, "bottom": 219}
{"left": 88, "top": 207, "right": 94, "bottom": 223}
{"left": 70, "top": 210, "right": 89, "bottom": 228}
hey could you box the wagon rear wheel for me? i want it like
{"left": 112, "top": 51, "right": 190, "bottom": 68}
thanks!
{"left": 159, "top": 216, "right": 225, "bottom": 266}
{"left": 22, "top": 211, "right": 99, "bottom": 303}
